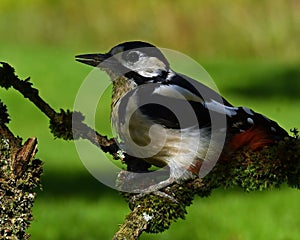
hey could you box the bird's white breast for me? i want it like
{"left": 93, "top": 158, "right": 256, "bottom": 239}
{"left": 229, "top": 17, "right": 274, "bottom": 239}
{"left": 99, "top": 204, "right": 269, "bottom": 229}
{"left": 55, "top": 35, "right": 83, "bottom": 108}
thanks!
{"left": 111, "top": 90, "right": 212, "bottom": 181}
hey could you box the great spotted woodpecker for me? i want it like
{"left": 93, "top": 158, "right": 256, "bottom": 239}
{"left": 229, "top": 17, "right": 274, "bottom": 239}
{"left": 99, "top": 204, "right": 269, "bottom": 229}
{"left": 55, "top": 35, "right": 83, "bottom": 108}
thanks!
{"left": 76, "top": 41, "right": 288, "bottom": 193}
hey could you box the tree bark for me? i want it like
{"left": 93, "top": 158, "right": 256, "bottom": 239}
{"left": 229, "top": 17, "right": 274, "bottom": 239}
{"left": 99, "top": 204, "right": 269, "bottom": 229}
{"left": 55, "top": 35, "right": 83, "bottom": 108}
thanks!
{"left": 0, "top": 123, "right": 42, "bottom": 239}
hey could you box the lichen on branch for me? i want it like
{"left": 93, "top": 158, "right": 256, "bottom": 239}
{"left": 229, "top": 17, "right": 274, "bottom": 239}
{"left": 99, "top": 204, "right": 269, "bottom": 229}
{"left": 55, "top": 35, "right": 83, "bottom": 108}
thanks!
{"left": 0, "top": 102, "right": 43, "bottom": 239}
{"left": 114, "top": 133, "right": 299, "bottom": 239}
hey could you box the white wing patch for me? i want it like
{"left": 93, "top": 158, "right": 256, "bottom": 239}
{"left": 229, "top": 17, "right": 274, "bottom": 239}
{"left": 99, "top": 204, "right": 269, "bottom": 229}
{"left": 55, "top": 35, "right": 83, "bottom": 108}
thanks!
{"left": 243, "top": 107, "right": 254, "bottom": 116}
{"left": 247, "top": 117, "right": 254, "bottom": 125}
{"left": 153, "top": 85, "right": 204, "bottom": 102}
{"left": 153, "top": 86, "right": 238, "bottom": 117}
{"left": 205, "top": 100, "right": 238, "bottom": 117}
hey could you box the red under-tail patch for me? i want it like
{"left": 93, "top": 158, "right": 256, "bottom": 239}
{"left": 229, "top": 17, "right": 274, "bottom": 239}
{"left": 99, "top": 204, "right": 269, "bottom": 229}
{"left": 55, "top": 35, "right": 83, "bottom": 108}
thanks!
{"left": 187, "top": 160, "right": 202, "bottom": 176}
{"left": 229, "top": 127, "right": 275, "bottom": 151}
{"left": 188, "top": 127, "right": 280, "bottom": 174}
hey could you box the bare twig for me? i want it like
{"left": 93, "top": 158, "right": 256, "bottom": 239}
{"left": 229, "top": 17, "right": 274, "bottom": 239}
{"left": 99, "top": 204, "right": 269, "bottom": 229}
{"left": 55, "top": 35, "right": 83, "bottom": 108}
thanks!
{"left": 0, "top": 62, "right": 119, "bottom": 156}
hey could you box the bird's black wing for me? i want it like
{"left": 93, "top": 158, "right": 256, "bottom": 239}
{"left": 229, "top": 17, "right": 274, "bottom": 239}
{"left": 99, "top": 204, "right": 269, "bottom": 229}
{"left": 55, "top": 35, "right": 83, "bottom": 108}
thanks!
{"left": 133, "top": 80, "right": 231, "bottom": 129}
{"left": 117, "top": 72, "right": 287, "bottom": 139}
{"left": 169, "top": 73, "right": 233, "bottom": 107}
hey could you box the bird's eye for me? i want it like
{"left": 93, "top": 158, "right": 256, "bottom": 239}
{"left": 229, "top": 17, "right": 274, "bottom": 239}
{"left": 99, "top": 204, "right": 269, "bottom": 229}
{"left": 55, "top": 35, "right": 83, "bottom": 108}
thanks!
{"left": 125, "top": 51, "right": 140, "bottom": 63}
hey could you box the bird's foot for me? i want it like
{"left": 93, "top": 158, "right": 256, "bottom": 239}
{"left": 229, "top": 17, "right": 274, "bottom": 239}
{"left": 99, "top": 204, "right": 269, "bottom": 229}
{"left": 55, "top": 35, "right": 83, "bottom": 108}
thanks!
{"left": 129, "top": 177, "right": 178, "bottom": 209}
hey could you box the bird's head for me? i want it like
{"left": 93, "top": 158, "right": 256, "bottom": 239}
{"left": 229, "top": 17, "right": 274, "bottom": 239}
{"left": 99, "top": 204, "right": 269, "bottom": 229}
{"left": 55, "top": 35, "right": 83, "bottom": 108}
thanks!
{"left": 76, "top": 41, "right": 170, "bottom": 84}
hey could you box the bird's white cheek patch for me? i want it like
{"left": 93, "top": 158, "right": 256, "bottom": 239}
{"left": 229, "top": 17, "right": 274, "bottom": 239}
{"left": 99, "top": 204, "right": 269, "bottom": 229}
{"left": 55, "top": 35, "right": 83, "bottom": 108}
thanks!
{"left": 137, "top": 69, "right": 161, "bottom": 78}
{"left": 134, "top": 57, "right": 167, "bottom": 78}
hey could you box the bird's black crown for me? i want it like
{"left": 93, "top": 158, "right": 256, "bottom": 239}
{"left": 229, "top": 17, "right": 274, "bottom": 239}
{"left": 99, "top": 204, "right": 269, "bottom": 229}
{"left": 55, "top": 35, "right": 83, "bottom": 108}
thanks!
{"left": 110, "top": 41, "right": 170, "bottom": 68}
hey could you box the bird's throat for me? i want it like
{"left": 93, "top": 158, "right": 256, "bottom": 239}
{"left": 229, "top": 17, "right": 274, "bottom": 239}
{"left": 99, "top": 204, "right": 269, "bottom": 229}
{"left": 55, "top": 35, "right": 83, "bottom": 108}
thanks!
{"left": 111, "top": 76, "right": 137, "bottom": 108}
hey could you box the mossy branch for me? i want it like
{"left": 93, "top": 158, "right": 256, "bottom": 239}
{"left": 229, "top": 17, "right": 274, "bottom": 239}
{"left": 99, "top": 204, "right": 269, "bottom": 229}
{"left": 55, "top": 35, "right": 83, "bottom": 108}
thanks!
{"left": 113, "top": 134, "right": 300, "bottom": 239}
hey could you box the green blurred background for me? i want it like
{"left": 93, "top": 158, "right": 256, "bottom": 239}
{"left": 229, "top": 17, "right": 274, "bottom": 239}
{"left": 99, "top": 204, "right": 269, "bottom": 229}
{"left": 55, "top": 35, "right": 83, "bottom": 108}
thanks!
{"left": 1, "top": 0, "right": 300, "bottom": 239}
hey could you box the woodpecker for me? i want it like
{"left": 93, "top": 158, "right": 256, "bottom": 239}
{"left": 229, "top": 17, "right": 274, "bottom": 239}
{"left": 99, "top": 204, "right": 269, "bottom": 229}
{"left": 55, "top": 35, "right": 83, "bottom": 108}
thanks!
{"left": 76, "top": 41, "right": 288, "bottom": 193}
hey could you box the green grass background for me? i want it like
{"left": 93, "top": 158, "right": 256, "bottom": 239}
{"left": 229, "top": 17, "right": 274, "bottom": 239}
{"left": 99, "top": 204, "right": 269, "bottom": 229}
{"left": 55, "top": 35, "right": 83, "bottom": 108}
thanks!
{"left": 1, "top": 1, "right": 300, "bottom": 239}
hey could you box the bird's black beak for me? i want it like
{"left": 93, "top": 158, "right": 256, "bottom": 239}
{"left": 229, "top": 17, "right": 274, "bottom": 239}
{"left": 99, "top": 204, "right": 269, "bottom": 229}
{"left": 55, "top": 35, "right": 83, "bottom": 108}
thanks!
{"left": 75, "top": 53, "right": 112, "bottom": 67}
